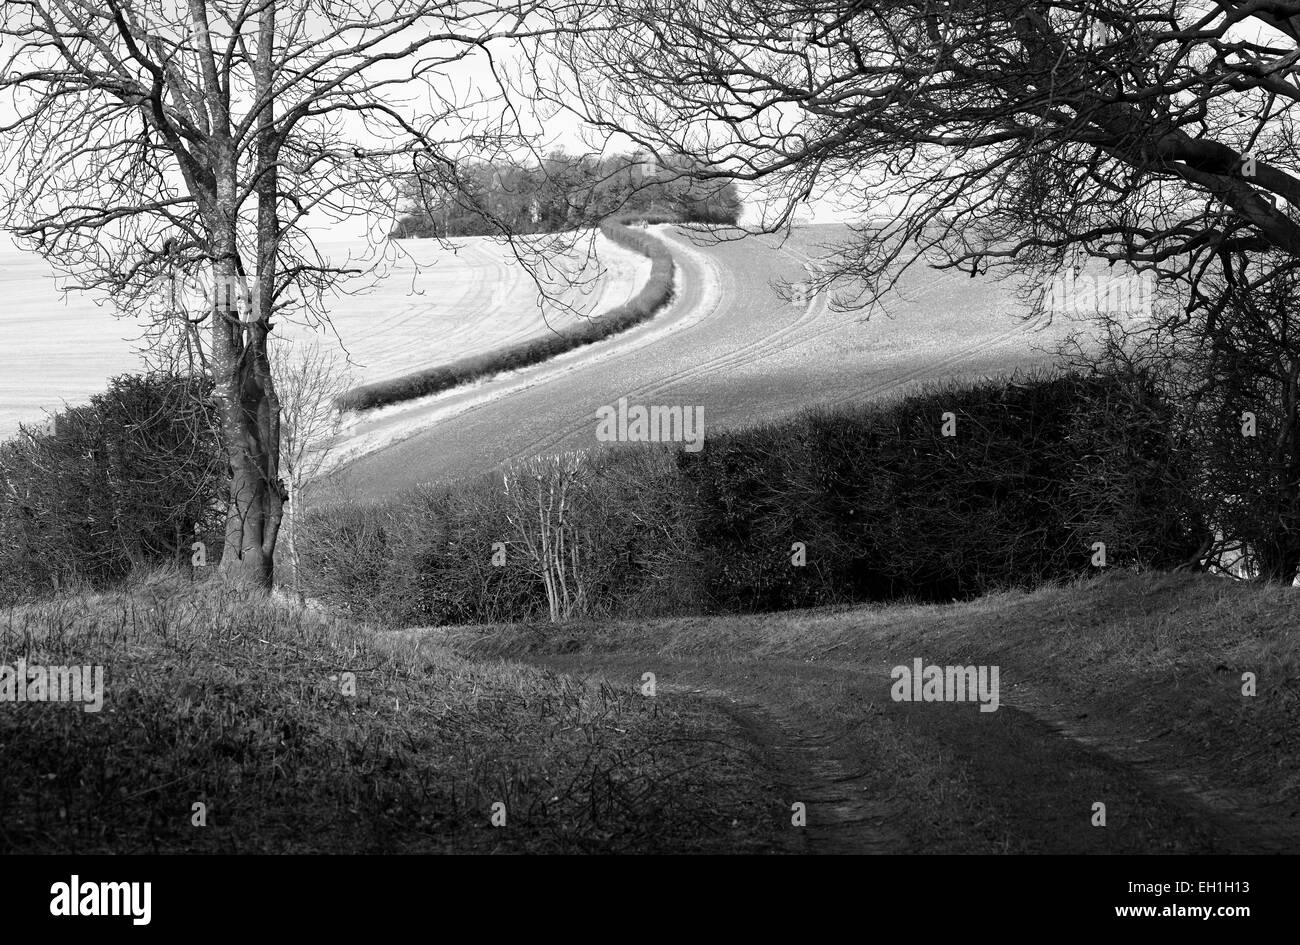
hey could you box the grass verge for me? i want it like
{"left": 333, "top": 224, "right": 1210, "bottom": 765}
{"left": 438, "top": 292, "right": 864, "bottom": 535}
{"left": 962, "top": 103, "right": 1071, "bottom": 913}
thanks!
{"left": 0, "top": 571, "right": 783, "bottom": 853}
{"left": 430, "top": 570, "right": 1300, "bottom": 850}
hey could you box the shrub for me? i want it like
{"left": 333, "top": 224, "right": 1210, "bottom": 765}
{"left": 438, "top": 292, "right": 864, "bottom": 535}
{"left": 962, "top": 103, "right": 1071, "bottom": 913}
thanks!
{"left": 297, "top": 472, "right": 546, "bottom": 625}
{"left": 303, "top": 370, "right": 1198, "bottom": 625}
{"left": 0, "top": 372, "right": 224, "bottom": 603}
{"left": 781, "top": 368, "right": 1192, "bottom": 599}
{"left": 298, "top": 444, "right": 697, "bottom": 625}
{"left": 676, "top": 371, "right": 1200, "bottom": 608}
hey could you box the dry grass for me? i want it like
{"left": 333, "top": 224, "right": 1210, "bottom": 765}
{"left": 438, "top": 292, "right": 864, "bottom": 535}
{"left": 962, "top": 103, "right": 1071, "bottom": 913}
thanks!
{"left": 439, "top": 570, "right": 1300, "bottom": 817}
{"left": 0, "top": 570, "right": 782, "bottom": 853}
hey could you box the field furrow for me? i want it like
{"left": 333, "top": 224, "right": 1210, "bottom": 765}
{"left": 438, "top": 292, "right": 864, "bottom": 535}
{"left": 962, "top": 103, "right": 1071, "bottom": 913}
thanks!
{"left": 332, "top": 224, "right": 1081, "bottom": 496}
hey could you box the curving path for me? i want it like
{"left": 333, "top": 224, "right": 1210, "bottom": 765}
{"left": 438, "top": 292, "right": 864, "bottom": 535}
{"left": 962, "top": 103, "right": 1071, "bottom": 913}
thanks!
{"left": 331, "top": 224, "right": 1071, "bottom": 496}
{"left": 522, "top": 652, "right": 1300, "bottom": 854}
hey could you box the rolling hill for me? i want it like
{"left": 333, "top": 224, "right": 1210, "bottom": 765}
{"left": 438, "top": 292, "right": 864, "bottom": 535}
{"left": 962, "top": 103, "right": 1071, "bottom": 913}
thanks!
{"left": 330, "top": 223, "right": 1088, "bottom": 495}
{"left": 0, "top": 230, "right": 648, "bottom": 438}
{"left": 276, "top": 230, "right": 650, "bottom": 385}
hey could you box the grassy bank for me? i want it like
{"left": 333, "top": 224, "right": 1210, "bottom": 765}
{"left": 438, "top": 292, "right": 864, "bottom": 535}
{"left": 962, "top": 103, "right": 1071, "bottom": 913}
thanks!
{"left": 430, "top": 570, "right": 1299, "bottom": 849}
{"left": 336, "top": 215, "right": 677, "bottom": 413}
{"left": 0, "top": 572, "right": 782, "bottom": 853}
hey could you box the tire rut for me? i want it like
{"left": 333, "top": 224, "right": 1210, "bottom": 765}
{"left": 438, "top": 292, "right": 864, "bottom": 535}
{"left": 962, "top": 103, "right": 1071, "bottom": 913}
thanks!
{"left": 996, "top": 681, "right": 1300, "bottom": 854}
{"left": 529, "top": 653, "right": 1298, "bottom": 853}
{"left": 658, "top": 681, "right": 908, "bottom": 854}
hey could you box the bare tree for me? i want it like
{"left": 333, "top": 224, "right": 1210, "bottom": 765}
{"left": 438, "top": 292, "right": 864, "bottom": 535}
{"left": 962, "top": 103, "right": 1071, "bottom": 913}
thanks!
{"left": 0, "top": 0, "right": 582, "bottom": 587}
{"left": 539, "top": 1, "right": 1300, "bottom": 314}
{"left": 502, "top": 452, "right": 590, "bottom": 622}
{"left": 533, "top": 0, "right": 1300, "bottom": 581}
{"left": 272, "top": 339, "right": 352, "bottom": 600}
{"left": 1061, "top": 253, "right": 1300, "bottom": 580}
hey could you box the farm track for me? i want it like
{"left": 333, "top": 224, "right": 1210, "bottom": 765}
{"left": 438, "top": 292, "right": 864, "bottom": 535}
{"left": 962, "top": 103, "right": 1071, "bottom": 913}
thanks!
{"left": 496, "top": 231, "right": 829, "bottom": 464}
{"left": 329, "top": 225, "right": 717, "bottom": 483}
{"left": 334, "top": 224, "right": 1066, "bottom": 495}
{"left": 528, "top": 653, "right": 1298, "bottom": 854}
{"left": 660, "top": 681, "right": 904, "bottom": 854}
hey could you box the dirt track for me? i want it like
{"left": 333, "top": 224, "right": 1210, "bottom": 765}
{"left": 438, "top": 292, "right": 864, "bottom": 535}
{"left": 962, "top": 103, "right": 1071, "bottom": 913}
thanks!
{"left": 331, "top": 224, "right": 1063, "bottom": 496}
{"left": 527, "top": 653, "right": 1300, "bottom": 854}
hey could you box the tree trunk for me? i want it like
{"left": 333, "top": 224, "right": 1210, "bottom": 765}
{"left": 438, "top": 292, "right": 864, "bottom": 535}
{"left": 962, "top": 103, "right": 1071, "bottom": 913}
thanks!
{"left": 211, "top": 151, "right": 285, "bottom": 588}
{"left": 212, "top": 262, "right": 283, "bottom": 589}
{"left": 286, "top": 480, "right": 304, "bottom": 603}
{"left": 211, "top": 1, "right": 286, "bottom": 591}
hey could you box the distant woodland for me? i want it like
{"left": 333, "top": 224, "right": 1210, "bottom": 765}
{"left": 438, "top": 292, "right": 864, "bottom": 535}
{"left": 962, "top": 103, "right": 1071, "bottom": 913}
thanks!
{"left": 389, "top": 151, "right": 742, "bottom": 238}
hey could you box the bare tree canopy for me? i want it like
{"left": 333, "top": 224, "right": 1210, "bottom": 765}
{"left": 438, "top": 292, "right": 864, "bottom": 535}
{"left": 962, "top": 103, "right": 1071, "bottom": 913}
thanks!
{"left": 272, "top": 338, "right": 351, "bottom": 598}
{"left": 540, "top": 0, "right": 1300, "bottom": 316}
{"left": 0, "top": 0, "right": 580, "bottom": 586}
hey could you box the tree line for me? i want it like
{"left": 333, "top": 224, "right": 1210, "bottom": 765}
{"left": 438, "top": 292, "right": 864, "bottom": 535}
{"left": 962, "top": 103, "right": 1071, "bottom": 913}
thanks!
{"left": 390, "top": 151, "right": 742, "bottom": 239}
{"left": 295, "top": 368, "right": 1202, "bottom": 627}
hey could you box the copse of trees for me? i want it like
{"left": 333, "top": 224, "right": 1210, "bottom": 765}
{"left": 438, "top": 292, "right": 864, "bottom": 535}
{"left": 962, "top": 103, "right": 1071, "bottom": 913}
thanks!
{"left": 389, "top": 151, "right": 741, "bottom": 239}
{"left": 349, "top": 153, "right": 717, "bottom": 414}
{"left": 0, "top": 373, "right": 226, "bottom": 603}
